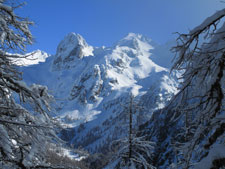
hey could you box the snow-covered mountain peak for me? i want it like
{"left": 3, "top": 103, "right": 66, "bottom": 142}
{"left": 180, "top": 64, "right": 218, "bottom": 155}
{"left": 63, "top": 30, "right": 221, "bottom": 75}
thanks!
{"left": 105, "top": 34, "right": 167, "bottom": 88}
{"left": 116, "top": 33, "right": 156, "bottom": 51}
{"left": 21, "top": 32, "right": 179, "bottom": 153}
{"left": 11, "top": 49, "right": 49, "bottom": 66}
{"left": 123, "top": 32, "right": 143, "bottom": 40}
{"left": 57, "top": 33, "right": 89, "bottom": 50}
{"left": 52, "top": 32, "right": 93, "bottom": 70}
{"left": 122, "top": 33, "right": 149, "bottom": 42}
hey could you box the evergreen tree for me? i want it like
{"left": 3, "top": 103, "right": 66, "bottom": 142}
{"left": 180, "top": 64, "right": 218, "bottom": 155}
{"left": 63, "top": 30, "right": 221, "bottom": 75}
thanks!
{"left": 0, "top": 1, "right": 59, "bottom": 168}
{"left": 111, "top": 95, "right": 155, "bottom": 169}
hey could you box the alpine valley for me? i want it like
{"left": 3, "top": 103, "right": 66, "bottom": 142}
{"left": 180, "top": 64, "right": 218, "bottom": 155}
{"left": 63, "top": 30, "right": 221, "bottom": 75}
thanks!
{"left": 20, "top": 32, "right": 180, "bottom": 168}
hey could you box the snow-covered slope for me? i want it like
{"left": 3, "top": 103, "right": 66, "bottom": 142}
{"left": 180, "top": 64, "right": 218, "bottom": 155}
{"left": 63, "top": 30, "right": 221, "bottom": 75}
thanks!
{"left": 11, "top": 50, "right": 49, "bottom": 66}
{"left": 21, "top": 32, "right": 178, "bottom": 153}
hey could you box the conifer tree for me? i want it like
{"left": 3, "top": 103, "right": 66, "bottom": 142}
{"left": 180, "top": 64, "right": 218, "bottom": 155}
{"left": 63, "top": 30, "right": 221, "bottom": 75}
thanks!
{"left": 0, "top": 1, "right": 59, "bottom": 168}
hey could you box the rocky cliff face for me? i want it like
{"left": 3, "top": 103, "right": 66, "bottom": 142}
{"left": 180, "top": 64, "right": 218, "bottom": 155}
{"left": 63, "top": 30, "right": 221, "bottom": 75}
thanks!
{"left": 52, "top": 33, "right": 93, "bottom": 71}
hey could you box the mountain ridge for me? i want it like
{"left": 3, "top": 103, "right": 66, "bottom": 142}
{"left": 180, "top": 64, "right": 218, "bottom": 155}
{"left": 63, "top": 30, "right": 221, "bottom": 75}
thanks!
{"left": 20, "top": 32, "right": 179, "bottom": 152}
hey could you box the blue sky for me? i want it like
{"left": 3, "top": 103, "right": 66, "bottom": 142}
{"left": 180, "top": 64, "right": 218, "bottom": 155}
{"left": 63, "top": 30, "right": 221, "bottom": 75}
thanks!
{"left": 18, "top": 0, "right": 223, "bottom": 54}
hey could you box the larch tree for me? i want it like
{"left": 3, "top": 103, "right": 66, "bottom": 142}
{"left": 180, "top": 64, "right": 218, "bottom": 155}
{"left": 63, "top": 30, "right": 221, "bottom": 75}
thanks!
{"left": 0, "top": 0, "right": 60, "bottom": 168}
{"left": 171, "top": 8, "right": 225, "bottom": 169}
{"left": 111, "top": 95, "right": 155, "bottom": 169}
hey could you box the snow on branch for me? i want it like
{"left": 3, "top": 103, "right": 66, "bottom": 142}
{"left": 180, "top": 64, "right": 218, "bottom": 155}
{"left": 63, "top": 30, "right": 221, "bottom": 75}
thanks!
{"left": 0, "top": 1, "right": 33, "bottom": 52}
{"left": 0, "top": 1, "right": 62, "bottom": 168}
{"left": 172, "top": 8, "right": 225, "bottom": 72}
{"left": 170, "top": 7, "right": 225, "bottom": 169}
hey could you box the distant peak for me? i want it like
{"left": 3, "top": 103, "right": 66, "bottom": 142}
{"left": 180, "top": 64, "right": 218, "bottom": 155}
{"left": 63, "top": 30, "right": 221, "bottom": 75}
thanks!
{"left": 61, "top": 32, "right": 87, "bottom": 47}
{"left": 55, "top": 32, "right": 92, "bottom": 56}
{"left": 67, "top": 32, "right": 77, "bottom": 37}
{"left": 122, "top": 33, "right": 153, "bottom": 42}
{"left": 52, "top": 33, "right": 93, "bottom": 70}
{"left": 66, "top": 32, "right": 83, "bottom": 40}
{"left": 116, "top": 33, "right": 156, "bottom": 49}
{"left": 123, "top": 32, "right": 144, "bottom": 40}
{"left": 12, "top": 50, "right": 49, "bottom": 66}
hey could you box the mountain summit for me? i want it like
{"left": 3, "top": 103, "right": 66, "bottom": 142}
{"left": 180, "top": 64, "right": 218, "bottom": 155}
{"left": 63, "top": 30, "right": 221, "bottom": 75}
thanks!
{"left": 21, "top": 32, "right": 178, "bottom": 152}
{"left": 52, "top": 33, "right": 94, "bottom": 70}
{"left": 117, "top": 33, "right": 155, "bottom": 49}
